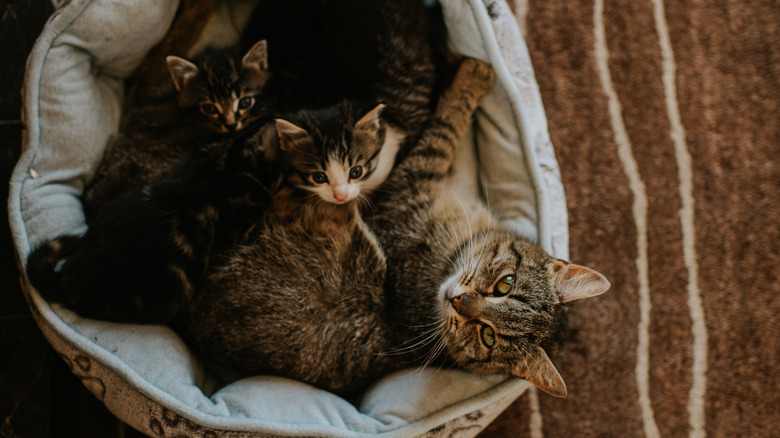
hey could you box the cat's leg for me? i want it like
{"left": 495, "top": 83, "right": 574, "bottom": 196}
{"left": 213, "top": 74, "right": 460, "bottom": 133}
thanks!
{"left": 395, "top": 58, "right": 495, "bottom": 182}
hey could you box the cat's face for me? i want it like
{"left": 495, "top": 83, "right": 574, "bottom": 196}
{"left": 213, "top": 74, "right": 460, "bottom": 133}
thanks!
{"left": 276, "top": 103, "right": 402, "bottom": 204}
{"left": 166, "top": 40, "right": 271, "bottom": 133}
{"left": 437, "top": 231, "right": 610, "bottom": 397}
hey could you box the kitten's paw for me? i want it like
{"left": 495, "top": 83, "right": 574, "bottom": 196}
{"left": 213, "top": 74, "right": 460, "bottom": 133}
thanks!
{"left": 458, "top": 58, "right": 496, "bottom": 93}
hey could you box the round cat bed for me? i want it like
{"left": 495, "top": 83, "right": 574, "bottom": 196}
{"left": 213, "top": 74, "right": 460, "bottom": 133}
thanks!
{"left": 9, "top": 0, "right": 569, "bottom": 436}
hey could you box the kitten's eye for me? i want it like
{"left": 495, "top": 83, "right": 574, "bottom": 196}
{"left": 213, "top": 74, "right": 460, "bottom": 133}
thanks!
{"left": 238, "top": 96, "right": 254, "bottom": 110}
{"left": 349, "top": 166, "right": 363, "bottom": 179}
{"left": 480, "top": 325, "right": 495, "bottom": 348}
{"left": 200, "top": 103, "right": 218, "bottom": 115}
{"left": 494, "top": 275, "right": 515, "bottom": 295}
{"left": 312, "top": 172, "right": 328, "bottom": 184}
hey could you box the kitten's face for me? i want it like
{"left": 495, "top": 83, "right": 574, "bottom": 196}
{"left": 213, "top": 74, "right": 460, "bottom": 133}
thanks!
{"left": 276, "top": 103, "right": 402, "bottom": 204}
{"left": 167, "top": 40, "right": 271, "bottom": 133}
{"left": 437, "top": 231, "right": 610, "bottom": 397}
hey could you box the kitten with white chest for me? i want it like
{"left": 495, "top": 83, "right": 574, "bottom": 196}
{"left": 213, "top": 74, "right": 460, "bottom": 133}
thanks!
{"left": 243, "top": 0, "right": 445, "bottom": 206}
{"left": 274, "top": 102, "right": 403, "bottom": 204}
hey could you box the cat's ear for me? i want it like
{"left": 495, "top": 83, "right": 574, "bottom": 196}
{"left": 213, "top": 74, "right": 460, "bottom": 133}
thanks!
{"left": 243, "top": 40, "right": 269, "bottom": 71}
{"left": 513, "top": 347, "right": 567, "bottom": 398}
{"left": 166, "top": 56, "right": 199, "bottom": 92}
{"left": 355, "top": 103, "right": 386, "bottom": 132}
{"left": 275, "top": 119, "right": 309, "bottom": 152}
{"left": 552, "top": 260, "right": 610, "bottom": 303}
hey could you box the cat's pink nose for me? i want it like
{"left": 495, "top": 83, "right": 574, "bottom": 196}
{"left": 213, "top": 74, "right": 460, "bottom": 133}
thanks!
{"left": 450, "top": 295, "right": 463, "bottom": 313}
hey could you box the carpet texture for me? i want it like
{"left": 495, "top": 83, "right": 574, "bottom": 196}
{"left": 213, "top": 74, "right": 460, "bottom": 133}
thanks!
{"left": 481, "top": 0, "right": 779, "bottom": 436}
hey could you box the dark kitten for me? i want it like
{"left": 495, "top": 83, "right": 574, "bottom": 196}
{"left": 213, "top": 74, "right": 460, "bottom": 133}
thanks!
{"left": 244, "top": 0, "right": 445, "bottom": 141}
{"left": 274, "top": 101, "right": 402, "bottom": 204}
{"left": 176, "top": 59, "right": 610, "bottom": 398}
{"left": 81, "top": 41, "right": 274, "bottom": 215}
{"left": 26, "top": 126, "right": 281, "bottom": 324}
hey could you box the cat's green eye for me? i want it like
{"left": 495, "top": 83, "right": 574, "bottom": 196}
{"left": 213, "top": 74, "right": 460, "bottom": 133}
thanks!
{"left": 480, "top": 325, "right": 495, "bottom": 348}
{"left": 238, "top": 96, "right": 254, "bottom": 110}
{"left": 312, "top": 172, "right": 328, "bottom": 184}
{"left": 349, "top": 166, "right": 363, "bottom": 179}
{"left": 200, "top": 103, "right": 218, "bottom": 115}
{"left": 494, "top": 275, "right": 515, "bottom": 295}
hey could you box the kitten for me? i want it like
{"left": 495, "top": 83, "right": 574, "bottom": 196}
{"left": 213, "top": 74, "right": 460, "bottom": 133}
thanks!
{"left": 235, "top": 0, "right": 448, "bottom": 207}
{"left": 274, "top": 101, "right": 403, "bottom": 204}
{"left": 165, "top": 40, "right": 272, "bottom": 134}
{"left": 243, "top": 0, "right": 446, "bottom": 144}
{"left": 81, "top": 41, "right": 274, "bottom": 215}
{"left": 175, "top": 59, "right": 611, "bottom": 398}
{"left": 26, "top": 125, "right": 282, "bottom": 324}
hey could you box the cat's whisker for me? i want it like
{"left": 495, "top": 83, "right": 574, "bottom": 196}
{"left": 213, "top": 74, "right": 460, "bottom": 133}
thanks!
{"left": 436, "top": 220, "right": 463, "bottom": 276}
{"left": 379, "top": 322, "right": 446, "bottom": 356}
{"left": 417, "top": 330, "right": 448, "bottom": 374}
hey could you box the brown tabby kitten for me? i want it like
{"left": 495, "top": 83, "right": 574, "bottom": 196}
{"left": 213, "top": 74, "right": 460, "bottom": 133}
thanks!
{"left": 175, "top": 59, "right": 611, "bottom": 398}
{"left": 82, "top": 41, "right": 274, "bottom": 215}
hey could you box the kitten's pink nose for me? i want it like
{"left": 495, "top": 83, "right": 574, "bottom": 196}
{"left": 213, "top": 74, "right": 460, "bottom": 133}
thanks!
{"left": 333, "top": 187, "right": 349, "bottom": 202}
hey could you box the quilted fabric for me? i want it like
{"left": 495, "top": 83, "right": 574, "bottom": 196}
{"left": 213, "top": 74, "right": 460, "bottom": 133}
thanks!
{"left": 8, "top": 0, "right": 567, "bottom": 436}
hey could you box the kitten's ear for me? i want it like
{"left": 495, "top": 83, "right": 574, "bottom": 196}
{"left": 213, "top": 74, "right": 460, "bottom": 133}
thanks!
{"left": 243, "top": 40, "right": 269, "bottom": 71}
{"left": 513, "top": 347, "right": 568, "bottom": 398}
{"left": 275, "top": 119, "right": 309, "bottom": 152}
{"left": 552, "top": 260, "right": 611, "bottom": 303}
{"left": 166, "top": 56, "right": 199, "bottom": 92}
{"left": 355, "top": 103, "right": 386, "bottom": 132}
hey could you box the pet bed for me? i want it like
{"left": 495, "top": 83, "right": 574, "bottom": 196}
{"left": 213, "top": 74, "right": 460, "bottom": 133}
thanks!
{"left": 9, "top": 0, "right": 569, "bottom": 436}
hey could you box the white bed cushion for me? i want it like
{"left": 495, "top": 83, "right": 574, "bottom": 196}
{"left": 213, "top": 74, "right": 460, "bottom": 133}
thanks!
{"left": 9, "top": 0, "right": 568, "bottom": 436}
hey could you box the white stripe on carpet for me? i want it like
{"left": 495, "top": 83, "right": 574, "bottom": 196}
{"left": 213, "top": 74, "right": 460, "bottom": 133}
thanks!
{"left": 649, "top": 1, "right": 708, "bottom": 436}
{"left": 593, "top": 1, "right": 660, "bottom": 436}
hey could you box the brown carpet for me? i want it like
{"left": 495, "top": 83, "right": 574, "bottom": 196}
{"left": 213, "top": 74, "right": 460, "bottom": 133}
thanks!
{"left": 482, "top": 0, "right": 780, "bottom": 436}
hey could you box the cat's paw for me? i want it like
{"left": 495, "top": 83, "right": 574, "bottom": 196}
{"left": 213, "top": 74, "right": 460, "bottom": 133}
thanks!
{"left": 458, "top": 58, "right": 496, "bottom": 93}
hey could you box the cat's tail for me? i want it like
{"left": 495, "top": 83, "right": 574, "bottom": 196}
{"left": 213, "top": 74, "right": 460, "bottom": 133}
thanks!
{"left": 25, "top": 235, "right": 81, "bottom": 301}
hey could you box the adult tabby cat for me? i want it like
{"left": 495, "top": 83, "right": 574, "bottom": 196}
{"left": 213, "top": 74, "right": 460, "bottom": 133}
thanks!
{"left": 26, "top": 125, "right": 282, "bottom": 323}
{"left": 175, "top": 59, "right": 610, "bottom": 398}
{"left": 81, "top": 40, "right": 274, "bottom": 215}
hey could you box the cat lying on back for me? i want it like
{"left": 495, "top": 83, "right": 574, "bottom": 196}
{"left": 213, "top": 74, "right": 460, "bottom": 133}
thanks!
{"left": 175, "top": 59, "right": 611, "bottom": 399}
{"left": 82, "top": 40, "right": 274, "bottom": 215}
